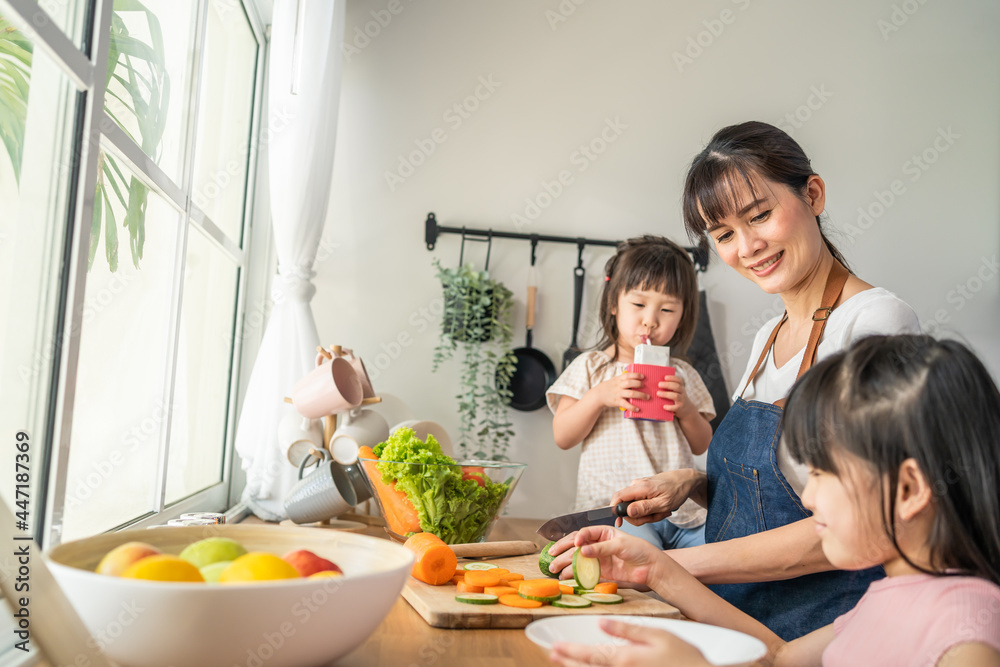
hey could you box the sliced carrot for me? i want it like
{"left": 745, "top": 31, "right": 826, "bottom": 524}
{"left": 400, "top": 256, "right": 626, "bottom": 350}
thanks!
{"left": 499, "top": 594, "right": 542, "bottom": 609}
{"left": 451, "top": 568, "right": 466, "bottom": 578}
{"left": 484, "top": 586, "right": 518, "bottom": 597}
{"left": 464, "top": 569, "right": 502, "bottom": 587}
{"left": 490, "top": 568, "right": 510, "bottom": 576}
{"left": 499, "top": 572, "right": 524, "bottom": 585}
{"left": 449, "top": 574, "right": 465, "bottom": 585}
{"left": 358, "top": 446, "right": 421, "bottom": 535}
{"left": 519, "top": 579, "right": 560, "bottom": 599}
{"left": 456, "top": 581, "right": 484, "bottom": 594}
{"left": 558, "top": 582, "right": 576, "bottom": 595}
{"left": 594, "top": 582, "right": 618, "bottom": 595}
{"left": 403, "top": 532, "right": 458, "bottom": 585}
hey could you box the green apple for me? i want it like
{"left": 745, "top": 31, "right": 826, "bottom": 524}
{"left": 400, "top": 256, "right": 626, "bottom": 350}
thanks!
{"left": 199, "top": 560, "right": 233, "bottom": 583}
{"left": 179, "top": 537, "right": 247, "bottom": 569}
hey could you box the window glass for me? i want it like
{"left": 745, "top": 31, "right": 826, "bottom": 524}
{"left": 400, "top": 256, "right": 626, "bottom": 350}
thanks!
{"left": 191, "top": 0, "right": 258, "bottom": 242}
{"left": 165, "top": 226, "right": 239, "bottom": 504}
{"left": 104, "top": 0, "right": 196, "bottom": 184}
{"left": 63, "top": 154, "right": 181, "bottom": 541}
{"left": 0, "top": 15, "right": 79, "bottom": 540}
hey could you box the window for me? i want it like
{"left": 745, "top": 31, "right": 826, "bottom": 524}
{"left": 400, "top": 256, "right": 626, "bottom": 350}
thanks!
{"left": 0, "top": 0, "right": 265, "bottom": 558}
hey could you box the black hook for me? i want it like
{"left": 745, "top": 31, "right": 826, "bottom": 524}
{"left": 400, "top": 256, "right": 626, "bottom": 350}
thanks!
{"left": 530, "top": 235, "right": 539, "bottom": 267}
{"left": 458, "top": 227, "right": 467, "bottom": 267}
{"left": 484, "top": 230, "right": 493, "bottom": 271}
{"left": 575, "top": 241, "right": 585, "bottom": 275}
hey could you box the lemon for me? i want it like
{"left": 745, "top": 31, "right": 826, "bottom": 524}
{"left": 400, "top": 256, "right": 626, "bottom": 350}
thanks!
{"left": 122, "top": 555, "right": 205, "bottom": 582}
{"left": 179, "top": 537, "right": 248, "bottom": 569}
{"left": 218, "top": 553, "right": 301, "bottom": 583}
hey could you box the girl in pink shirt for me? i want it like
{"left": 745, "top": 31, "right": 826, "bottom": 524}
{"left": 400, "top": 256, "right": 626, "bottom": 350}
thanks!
{"left": 549, "top": 335, "right": 1000, "bottom": 667}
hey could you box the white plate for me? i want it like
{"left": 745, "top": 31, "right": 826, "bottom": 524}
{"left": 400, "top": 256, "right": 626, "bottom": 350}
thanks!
{"left": 525, "top": 615, "right": 767, "bottom": 666}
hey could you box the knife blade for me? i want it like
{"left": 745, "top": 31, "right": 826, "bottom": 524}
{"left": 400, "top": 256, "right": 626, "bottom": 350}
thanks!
{"left": 536, "top": 501, "right": 634, "bottom": 541}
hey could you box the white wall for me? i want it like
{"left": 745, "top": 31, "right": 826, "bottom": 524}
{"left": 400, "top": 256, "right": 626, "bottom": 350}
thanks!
{"left": 313, "top": 0, "right": 1000, "bottom": 519}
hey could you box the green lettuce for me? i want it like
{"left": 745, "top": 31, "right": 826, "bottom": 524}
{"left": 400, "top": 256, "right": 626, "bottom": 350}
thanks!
{"left": 373, "top": 428, "right": 510, "bottom": 544}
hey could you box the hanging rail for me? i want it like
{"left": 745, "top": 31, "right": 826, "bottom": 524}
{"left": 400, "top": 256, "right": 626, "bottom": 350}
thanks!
{"left": 423, "top": 212, "right": 709, "bottom": 272}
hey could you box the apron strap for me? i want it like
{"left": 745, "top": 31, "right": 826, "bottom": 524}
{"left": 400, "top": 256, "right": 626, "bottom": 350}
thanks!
{"left": 739, "top": 260, "right": 851, "bottom": 405}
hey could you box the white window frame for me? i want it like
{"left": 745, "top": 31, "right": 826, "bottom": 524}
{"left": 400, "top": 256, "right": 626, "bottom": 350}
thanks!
{"left": 0, "top": 0, "right": 270, "bottom": 552}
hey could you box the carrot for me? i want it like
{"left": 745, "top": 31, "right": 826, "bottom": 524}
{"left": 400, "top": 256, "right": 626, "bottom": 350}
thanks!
{"left": 358, "top": 446, "right": 421, "bottom": 535}
{"left": 594, "top": 582, "right": 618, "bottom": 595}
{"left": 464, "top": 570, "right": 502, "bottom": 587}
{"left": 456, "top": 581, "right": 484, "bottom": 594}
{"left": 498, "top": 572, "right": 524, "bottom": 586}
{"left": 449, "top": 574, "right": 465, "bottom": 585}
{"left": 558, "top": 582, "right": 576, "bottom": 595}
{"left": 403, "top": 532, "right": 458, "bottom": 585}
{"left": 499, "top": 594, "right": 542, "bottom": 609}
{"left": 519, "top": 579, "right": 560, "bottom": 599}
{"left": 484, "top": 586, "right": 518, "bottom": 597}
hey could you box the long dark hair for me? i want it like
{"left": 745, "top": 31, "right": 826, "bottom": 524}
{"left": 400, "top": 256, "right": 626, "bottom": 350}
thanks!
{"left": 682, "top": 120, "right": 849, "bottom": 270}
{"left": 784, "top": 335, "right": 1000, "bottom": 585}
{"left": 595, "top": 235, "right": 699, "bottom": 362}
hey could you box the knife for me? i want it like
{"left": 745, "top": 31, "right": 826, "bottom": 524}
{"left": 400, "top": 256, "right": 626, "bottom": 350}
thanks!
{"left": 536, "top": 501, "right": 634, "bottom": 541}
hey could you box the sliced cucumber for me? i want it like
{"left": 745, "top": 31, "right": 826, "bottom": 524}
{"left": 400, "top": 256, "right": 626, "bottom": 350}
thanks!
{"left": 581, "top": 593, "right": 623, "bottom": 605}
{"left": 538, "top": 541, "right": 559, "bottom": 578}
{"left": 463, "top": 562, "right": 499, "bottom": 571}
{"left": 551, "top": 594, "right": 592, "bottom": 609}
{"left": 519, "top": 591, "right": 561, "bottom": 603}
{"left": 572, "top": 549, "right": 601, "bottom": 590}
{"left": 573, "top": 587, "right": 596, "bottom": 596}
{"left": 455, "top": 593, "right": 499, "bottom": 605}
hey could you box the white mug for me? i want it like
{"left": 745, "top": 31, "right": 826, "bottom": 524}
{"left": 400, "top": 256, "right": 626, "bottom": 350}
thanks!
{"left": 391, "top": 420, "right": 453, "bottom": 458}
{"left": 329, "top": 408, "right": 390, "bottom": 465}
{"left": 277, "top": 409, "right": 325, "bottom": 466}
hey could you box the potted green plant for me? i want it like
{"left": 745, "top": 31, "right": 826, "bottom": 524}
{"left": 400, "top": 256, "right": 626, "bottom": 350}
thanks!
{"left": 432, "top": 259, "right": 517, "bottom": 461}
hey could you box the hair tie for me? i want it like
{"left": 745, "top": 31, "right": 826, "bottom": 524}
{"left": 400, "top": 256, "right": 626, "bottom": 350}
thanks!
{"left": 604, "top": 276, "right": 611, "bottom": 282}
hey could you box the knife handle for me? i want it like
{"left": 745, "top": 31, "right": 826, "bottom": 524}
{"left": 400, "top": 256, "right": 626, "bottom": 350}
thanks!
{"left": 614, "top": 500, "right": 634, "bottom": 518}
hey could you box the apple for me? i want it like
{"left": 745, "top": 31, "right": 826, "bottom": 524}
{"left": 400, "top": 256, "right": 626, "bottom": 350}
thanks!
{"left": 199, "top": 560, "right": 233, "bottom": 583}
{"left": 179, "top": 537, "right": 247, "bottom": 569}
{"left": 282, "top": 549, "right": 343, "bottom": 578}
{"left": 96, "top": 542, "right": 162, "bottom": 577}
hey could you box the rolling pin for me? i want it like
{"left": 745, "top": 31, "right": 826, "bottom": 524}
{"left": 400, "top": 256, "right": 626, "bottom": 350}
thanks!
{"left": 449, "top": 540, "right": 539, "bottom": 558}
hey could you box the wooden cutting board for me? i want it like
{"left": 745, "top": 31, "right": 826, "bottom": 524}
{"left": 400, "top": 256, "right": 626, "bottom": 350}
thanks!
{"left": 401, "top": 553, "right": 681, "bottom": 629}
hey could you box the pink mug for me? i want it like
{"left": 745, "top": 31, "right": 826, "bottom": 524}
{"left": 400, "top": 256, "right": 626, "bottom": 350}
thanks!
{"left": 291, "top": 357, "right": 364, "bottom": 419}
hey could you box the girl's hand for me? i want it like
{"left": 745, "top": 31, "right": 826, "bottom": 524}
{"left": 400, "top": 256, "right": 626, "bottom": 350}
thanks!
{"left": 550, "top": 618, "right": 712, "bottom": 667}
{"left": 593, "top": 372, "right": 648, "bottom": 412}
{"left": 658, "top": 373, "right": 697, "bottom": 420}
{"left": 610, "top": 471, "right": 696, "bottom": 526}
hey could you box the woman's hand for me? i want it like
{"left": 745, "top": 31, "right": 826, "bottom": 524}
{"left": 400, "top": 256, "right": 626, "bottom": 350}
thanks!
{"left": 592, "top": 372, "right": 647, "bottom": 412}
{"left": 550, "top": 618, "right": 712, "bottom": 667}
{"left": 658, "top": 373, "right": 697, "bottom": 420}
{"left": 545, "top": 531, "right": 580, "bottom": 579}
{"left": 610, "top": 471, "right": 699, "bottom": 527}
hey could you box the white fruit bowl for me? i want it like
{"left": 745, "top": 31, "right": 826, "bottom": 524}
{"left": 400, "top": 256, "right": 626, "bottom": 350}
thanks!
{"left": 45, "top": 524, "right": 413, "bottom": 667}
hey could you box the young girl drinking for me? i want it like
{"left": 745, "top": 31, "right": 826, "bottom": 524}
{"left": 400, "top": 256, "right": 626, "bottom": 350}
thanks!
{"left": 551, "top": 335, "right": 1000, "bottom": 667}
{"left": 546, "top": 235, "right": 715, "bottom": 549}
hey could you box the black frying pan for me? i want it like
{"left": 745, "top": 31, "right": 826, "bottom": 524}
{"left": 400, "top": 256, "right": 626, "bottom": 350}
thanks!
{"left": 506, "top": 258, "right": 557, "bottom": 411}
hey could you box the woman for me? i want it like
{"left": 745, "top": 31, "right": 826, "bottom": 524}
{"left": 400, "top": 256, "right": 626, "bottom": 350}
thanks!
{"left": 547, "top": 121, "right": 920, "bottom": 641}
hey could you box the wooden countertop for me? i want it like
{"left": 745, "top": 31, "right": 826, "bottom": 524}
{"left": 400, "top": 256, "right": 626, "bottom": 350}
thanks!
{"left": 334, "top": 516, "right": 559, "bottom": 666}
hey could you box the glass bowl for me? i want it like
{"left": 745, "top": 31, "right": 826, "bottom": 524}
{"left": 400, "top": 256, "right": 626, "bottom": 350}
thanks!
{"left": 358, "top": 457, "right": 526, "bottom": 544}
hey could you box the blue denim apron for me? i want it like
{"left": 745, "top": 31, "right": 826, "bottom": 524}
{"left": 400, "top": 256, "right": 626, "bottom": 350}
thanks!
{"left": 704, "top": 262, "right": 883, "bottom": 641}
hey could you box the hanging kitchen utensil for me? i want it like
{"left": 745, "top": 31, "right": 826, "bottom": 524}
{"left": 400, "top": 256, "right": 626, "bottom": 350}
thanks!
{"left": 505, "top": 239, "right": 557, "bottom": 411}
{"left": 562, "top": 243, "right": 586, "bottom": 370}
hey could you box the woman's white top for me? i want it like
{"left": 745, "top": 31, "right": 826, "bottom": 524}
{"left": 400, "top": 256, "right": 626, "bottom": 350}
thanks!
{"left": 734, "top": 287, "right": 920, "bottom": 495}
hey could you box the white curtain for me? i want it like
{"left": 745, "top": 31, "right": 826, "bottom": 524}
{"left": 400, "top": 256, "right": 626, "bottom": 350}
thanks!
{"left": 234, "top": 0, "right": 346, "bottom": 520}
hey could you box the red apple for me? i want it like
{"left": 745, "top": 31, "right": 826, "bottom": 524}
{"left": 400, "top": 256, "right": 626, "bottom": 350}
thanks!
{"left": 282, "top": 549, "right": 343, "bottom": 578}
